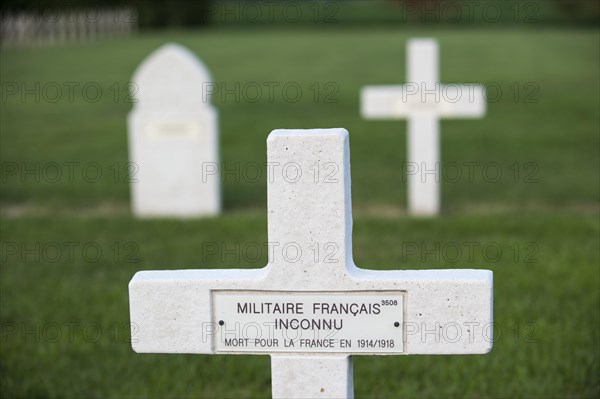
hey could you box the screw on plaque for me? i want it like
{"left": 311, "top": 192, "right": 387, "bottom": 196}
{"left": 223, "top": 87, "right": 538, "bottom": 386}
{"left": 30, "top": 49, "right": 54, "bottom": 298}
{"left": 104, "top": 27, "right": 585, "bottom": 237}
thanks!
{"left": 394, "top": 322, "right": 400, "bottom": 327}
{"left": 218, "top": 320, "right": 224, "bottom": 326}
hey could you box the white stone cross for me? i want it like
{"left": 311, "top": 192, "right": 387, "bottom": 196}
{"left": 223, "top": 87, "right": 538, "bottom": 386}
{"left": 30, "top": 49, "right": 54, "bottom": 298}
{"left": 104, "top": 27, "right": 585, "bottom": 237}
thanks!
{"left": 361, "top": 38, "right": 486, "bottom": 216}
{"left": 128, "top": 43, "right": 220, "bottom": 218}
{"left": 129, "top": 129, "right": 493, "bottom": 398}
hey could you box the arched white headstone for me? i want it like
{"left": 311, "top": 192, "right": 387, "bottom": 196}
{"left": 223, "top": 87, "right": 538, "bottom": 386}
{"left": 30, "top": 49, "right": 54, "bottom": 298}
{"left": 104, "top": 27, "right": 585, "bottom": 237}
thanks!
{"left": 128, "top": 43, "right": 220, "bottom": 217}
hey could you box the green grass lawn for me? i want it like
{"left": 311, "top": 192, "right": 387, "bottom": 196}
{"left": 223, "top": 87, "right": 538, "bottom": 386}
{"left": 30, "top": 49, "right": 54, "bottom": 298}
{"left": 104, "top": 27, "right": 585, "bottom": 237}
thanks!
{"left": 1, "top": 28, "right": 599, "bottom": 398}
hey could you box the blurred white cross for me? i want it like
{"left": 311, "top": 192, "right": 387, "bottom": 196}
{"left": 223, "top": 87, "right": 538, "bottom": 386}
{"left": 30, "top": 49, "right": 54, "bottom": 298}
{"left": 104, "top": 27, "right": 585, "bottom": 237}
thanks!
{"left": 361, "top": 38, "right": 486, "bottom": 216}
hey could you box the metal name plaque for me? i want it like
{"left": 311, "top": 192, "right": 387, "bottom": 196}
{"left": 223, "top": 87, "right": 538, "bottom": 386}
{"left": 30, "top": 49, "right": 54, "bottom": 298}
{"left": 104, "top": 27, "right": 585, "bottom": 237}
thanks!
{"left": 212, "top": 291, "right": 405, "bottom": 354}
{"left": 145, "top": 121, "right": 202, "bottom": 139}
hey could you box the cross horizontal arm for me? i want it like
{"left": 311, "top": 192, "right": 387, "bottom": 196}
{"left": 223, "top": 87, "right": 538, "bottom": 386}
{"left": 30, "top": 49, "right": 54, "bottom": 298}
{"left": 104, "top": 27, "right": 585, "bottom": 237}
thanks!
{"left": 361, "top": 85, "right": 486, "bottom": 119}
{"left": 129, "top": 268, "right": 492, "bottom": 355}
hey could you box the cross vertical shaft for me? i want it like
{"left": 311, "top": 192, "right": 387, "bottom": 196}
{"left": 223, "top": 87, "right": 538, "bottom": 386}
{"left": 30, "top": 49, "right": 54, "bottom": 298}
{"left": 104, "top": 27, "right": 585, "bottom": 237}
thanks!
{"left": 407, "top": 39, "right": 441, "bottom": 215}
{"left": 266, "top": 129, "right": 355, "bottom": 398}
{"left": 272, "top": 355, "right": 353, "bottom": 399}
{"left": 266, "top": 129, "right": 354, "bottom": 284}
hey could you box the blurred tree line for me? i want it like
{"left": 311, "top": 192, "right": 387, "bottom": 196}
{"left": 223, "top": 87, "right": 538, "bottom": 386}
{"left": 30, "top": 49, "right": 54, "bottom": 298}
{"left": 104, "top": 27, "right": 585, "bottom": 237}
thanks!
{"left": 1, "top": 0, "right": 598, "bottom": 28}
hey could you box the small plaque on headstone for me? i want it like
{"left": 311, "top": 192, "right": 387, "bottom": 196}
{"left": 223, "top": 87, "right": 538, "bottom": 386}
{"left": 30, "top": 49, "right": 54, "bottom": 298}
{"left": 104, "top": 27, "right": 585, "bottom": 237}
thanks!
{"left": 145, "top": 121, "right": 202, "bottom": 140}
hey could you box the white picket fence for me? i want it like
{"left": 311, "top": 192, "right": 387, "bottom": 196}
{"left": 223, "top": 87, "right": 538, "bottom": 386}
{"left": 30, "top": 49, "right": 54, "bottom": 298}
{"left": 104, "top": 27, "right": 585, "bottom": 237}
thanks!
{"left": 1, "top": 7, "right": 138, "bottom": 47}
